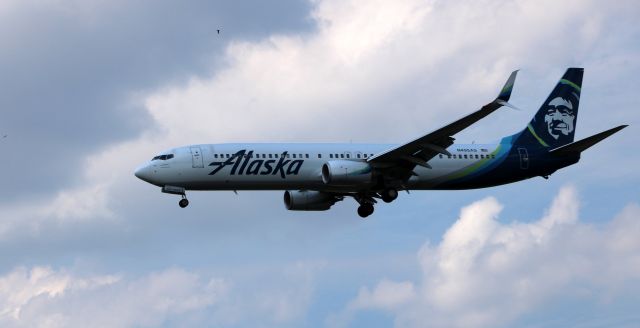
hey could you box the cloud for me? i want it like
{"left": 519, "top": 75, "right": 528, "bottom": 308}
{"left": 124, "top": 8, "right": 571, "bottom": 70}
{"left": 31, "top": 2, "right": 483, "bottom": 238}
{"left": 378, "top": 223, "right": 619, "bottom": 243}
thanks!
{"left": 1, "top": 0, "right": 639, "bottom": 326}
{"left": 0, "top": 261, "right": 321, "bottom": 328}
{"left": 0, "top": 0, "right": 312, "bottom": 200}
{"left": 337, "top": 186, "right": 640, "bottom": 327}
{"left": 1, "top": 0, "right": 638, "bottom": 276}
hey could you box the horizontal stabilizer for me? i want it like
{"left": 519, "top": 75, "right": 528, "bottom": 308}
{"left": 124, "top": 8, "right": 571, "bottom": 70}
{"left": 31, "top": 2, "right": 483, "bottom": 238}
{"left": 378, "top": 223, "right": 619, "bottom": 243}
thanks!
{"left": 549, "top": 125, "right": 628, "bottom": 156}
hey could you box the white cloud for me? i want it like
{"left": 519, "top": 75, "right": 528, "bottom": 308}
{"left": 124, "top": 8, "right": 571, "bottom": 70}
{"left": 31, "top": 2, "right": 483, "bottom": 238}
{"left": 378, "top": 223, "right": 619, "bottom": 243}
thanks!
{"left": 145, "top": 0, "right": 629, "bottom": 146}
{"left": 1, "top": 1, "right": 638, "bottom": 325}
{"left": 349, "top": 279, "right": 416, "bottom": 310}
{"left": 338, "top": 186, "right": 640, "bottom": 327}
{"left": 2, "top": 0, "right": 637, "bottom": 239}
{"left": 0, "top": 266, "right": 120, "bottom": 325}
{"left": 0, "top": 183, "right": 115, "bottom": 240}
{"left": 0, "top": 261, "right": 321, "bottom": 328}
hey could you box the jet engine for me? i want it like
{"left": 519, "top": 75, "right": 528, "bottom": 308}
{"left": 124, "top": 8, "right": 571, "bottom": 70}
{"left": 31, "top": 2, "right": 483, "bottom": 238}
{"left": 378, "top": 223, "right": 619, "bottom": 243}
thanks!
{"left": 284, "top": 190, "right": 338, "bottom": 211}
{"left": 321, "top": 160, "right": 373, "bottom": 186}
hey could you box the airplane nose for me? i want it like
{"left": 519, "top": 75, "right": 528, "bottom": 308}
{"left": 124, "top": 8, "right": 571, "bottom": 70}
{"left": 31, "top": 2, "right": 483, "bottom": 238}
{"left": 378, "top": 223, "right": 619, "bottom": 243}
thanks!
{"left": 134, "top": 165, "right": 153, "bottom": 183}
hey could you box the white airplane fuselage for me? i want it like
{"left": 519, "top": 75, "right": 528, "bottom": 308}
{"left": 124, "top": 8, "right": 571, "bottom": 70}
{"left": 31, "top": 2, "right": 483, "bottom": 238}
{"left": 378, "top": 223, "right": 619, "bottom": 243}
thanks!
{"left": 134, "top": 142, "right": 508, "bottom": 192}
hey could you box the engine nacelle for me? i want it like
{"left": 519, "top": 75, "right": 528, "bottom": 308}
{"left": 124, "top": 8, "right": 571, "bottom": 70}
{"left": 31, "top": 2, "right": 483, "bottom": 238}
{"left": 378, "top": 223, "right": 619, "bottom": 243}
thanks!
{"left": 284, "top": 190, "right": 338, "bottom": 211}
{"left": 321, "top": 160, "right": 373, "bottom": 186}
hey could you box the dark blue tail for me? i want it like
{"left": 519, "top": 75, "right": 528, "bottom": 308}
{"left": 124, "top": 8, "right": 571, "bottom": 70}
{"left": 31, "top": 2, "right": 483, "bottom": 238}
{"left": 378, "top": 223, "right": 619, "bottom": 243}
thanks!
{"left": 514, "top": 68, "right": 583, "bottom": 149}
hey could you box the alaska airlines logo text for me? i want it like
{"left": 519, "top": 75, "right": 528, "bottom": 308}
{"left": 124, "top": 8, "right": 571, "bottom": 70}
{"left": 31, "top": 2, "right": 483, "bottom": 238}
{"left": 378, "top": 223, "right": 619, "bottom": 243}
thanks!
{"left": 208, "top": 150, "right": 303, "bottom": 178}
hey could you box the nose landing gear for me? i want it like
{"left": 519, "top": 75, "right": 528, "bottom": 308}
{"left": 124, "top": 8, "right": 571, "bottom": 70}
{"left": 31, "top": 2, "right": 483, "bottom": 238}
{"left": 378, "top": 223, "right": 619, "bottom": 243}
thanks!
{"left": 162, "top": 185, "right": 189, "bottom": 208}
{"left": 178, "top": 196, "right": 189, "bottom": 208}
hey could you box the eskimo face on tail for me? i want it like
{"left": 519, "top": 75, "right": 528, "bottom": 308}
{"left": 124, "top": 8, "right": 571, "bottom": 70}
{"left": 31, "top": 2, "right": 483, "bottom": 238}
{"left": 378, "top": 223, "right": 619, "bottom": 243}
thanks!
{"left": 544, "top": 96, "right": 576, "bottom": 140}
{"left": 522, "top": 68, "right": 584, "bottom": 149}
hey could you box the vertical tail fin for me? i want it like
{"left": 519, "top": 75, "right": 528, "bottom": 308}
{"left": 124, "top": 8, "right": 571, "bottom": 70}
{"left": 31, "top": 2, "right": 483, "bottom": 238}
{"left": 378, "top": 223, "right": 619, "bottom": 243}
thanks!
{"left": 517, "top": 68, "right": 583, "bottom": 148}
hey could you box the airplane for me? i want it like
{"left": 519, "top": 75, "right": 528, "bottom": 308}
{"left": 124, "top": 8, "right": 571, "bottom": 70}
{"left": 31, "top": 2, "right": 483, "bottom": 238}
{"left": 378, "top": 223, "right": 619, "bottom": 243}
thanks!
{"left": 134, "top": 68, "right": 627, "bottom": 218}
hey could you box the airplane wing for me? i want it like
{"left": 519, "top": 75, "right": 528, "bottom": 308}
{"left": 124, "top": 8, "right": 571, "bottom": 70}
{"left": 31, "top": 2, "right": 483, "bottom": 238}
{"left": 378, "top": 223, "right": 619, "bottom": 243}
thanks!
{"left": 367, "top": 70, "right": 519, "bottom": 179}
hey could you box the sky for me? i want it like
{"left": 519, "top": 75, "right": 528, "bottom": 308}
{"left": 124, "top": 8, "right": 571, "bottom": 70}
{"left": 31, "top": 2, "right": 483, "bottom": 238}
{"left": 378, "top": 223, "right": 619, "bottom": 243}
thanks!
{"left": 0, "top": 0, "right": 639, "bottom": 327}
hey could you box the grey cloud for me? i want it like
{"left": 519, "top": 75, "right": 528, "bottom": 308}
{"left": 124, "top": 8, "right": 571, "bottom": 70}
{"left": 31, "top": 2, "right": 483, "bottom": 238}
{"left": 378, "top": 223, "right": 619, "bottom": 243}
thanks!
{"left": 0, "top": 1, "right": 639, "bottom": 326}
{"left": 0, "top": 0, "right": 312, "bottom": 201}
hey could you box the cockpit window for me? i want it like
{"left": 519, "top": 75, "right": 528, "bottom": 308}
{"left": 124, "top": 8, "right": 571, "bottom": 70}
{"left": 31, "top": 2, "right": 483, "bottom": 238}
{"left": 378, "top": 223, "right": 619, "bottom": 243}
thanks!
{"left": 151, "top": 154, "right": 174, "bottom": 161}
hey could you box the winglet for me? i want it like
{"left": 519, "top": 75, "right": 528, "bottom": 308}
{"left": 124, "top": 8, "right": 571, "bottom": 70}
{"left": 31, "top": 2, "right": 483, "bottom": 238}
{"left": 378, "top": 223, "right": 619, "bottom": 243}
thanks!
{"left": 497, "top": 70, "right": 519, "bottom": 102}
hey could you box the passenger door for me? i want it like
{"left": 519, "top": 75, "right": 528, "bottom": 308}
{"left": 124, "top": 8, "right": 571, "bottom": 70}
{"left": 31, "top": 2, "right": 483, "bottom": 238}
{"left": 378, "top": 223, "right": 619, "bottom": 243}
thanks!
{"left": 518, "top": 147, "right": 529, "bottom": 170}
{"left": 190, "top": 146, "right": 204, "bottom": 168}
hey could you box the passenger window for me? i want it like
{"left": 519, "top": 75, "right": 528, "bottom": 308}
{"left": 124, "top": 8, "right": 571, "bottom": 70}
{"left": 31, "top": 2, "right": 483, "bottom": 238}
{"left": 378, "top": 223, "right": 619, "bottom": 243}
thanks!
{"left": 439, "top": 154, "right": 443, "bottom": 158}
{"left": 268, "top": 154, "right": 272, "bottom": 159}
{"left": 491, "top": 155, "right": 495, "bottom": 159}
{"left": 475, "top": 155, "right": 479, "bottom": 159}
{"left": 214, "top": 154, "right": 218, "bottom": 158}
{"left": 330, "top": 154, "right": 333, "bottom": 158}
{"left": 340, "top": 154, "right": 344, "bottom": 158}
{"left": 346, "top": 154, "right": 350, "bottom": 158}
{"left": 293, "top": 154, "right": 297, "bottom": 158}
{"left": 306, "top": 154, "right": 309, "bottom": 158}
{"left": 275, "top": 154, "right": 279, "bottom": 158}
{"left": 317, "top": 154, "right": 321, "bottom": 158}
{"left": 357, "top": 154, "right": 361, "bottom": 158}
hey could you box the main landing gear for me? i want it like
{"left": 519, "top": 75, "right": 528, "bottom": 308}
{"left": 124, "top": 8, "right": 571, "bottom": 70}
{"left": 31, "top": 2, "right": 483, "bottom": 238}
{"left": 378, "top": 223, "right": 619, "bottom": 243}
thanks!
{"left": 355, "top": 194, "right": 377, "bottom": 218}
{"left": 353, "top": 187, "right": 399, "bottom": 218}
{"left": 162, "top": 185, "right": 189, "bottom": 208}
{"left": 357, "top": 203, "right": 374, "bottom": 218}
{"left": 380, "top": 188, "right": 398, "bottom": 203}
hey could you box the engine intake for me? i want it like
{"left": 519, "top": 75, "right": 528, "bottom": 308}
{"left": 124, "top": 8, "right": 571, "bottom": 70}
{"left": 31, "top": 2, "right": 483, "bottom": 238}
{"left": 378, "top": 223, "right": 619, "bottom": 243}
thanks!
{"left": 284, "top": 190, "right": 338, "bottom": 211}
{"left": 321, "top": 160, "right": 373, "bottom": 186}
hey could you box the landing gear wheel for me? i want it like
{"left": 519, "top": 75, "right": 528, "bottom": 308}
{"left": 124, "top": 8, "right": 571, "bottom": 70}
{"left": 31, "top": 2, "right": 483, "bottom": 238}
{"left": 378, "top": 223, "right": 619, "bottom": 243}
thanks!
{"left": 381, "top": 188, "right": 398, "bottom": 203}
{"left": 357, "top": 203, "right": 374, "bottom": 218}
{"left": 179, "top": 198, "right": 189, "bottom": 208}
